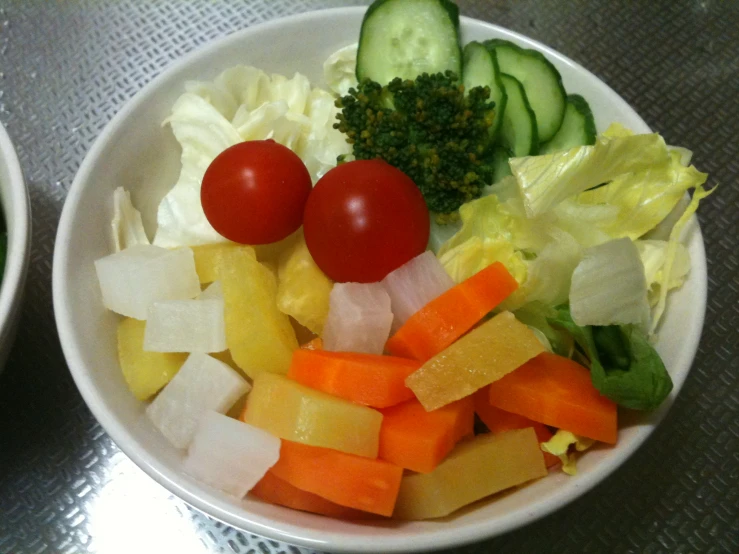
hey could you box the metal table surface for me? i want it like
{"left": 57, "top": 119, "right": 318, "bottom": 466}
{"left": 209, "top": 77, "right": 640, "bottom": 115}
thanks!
{"left": 0, "top": 1, "right": 737, "bottom": 553}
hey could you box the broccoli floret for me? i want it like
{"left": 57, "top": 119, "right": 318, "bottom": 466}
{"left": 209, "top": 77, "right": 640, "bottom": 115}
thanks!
{"left": 334, "top": 71, "right": 497, "bottom": 216}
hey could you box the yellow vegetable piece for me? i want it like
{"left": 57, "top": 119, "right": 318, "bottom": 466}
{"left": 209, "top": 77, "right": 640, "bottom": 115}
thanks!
{"left": 117, "top": 318, "right": 186, "bottom": 400}
{"left": 242, "top": 373, "right": 383, "bottom": 458}
{"left": 191, "top": 243, "right": 255, "bottom": 284}
{"left": 216, "top": 247, "right": 298, "bottom": 377}
{"left": 393, "top": 427, "right": 548, "bottom": 520}
{"left": 541, "top": 429, "right": 596, "bottom": 476}
{"left": 276, "top": 233, "right": 332, "bottom": 335}
{"left": 406, "top": 311, "right": 545, "bottom": 411}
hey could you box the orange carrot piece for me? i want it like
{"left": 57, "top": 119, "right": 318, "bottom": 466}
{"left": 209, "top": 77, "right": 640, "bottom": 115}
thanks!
{"left": 473, "top": 388, "right": 559, "bottom": 468}
{"left": 300, "top": 337, "right": 323, "bottom": 350}
{"left": 487, "top": 352, "right": 618, "bottom": 444}
{"left": 386, "top": 262, "right": 518, "bottom": 362}
{"left": 269, "top": 440, "right": 403, "bottom": 517}
{"left": 378, "top": 397, "right": 474, "bottom": 473}
{"left": 287, "top": 349, "right": 420, "bottom": 408}
{"left": 250, "top": 471, "right": 372, "bottom": 519}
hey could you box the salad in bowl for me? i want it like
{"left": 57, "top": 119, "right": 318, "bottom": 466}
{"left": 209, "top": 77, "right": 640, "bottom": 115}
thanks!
{"left": 53, "top": 0, "right": 711, "bottom": 550}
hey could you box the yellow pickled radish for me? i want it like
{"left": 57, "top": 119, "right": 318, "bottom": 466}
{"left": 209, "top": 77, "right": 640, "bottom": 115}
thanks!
{"left": 216, "top": 247, "right": 298, "bottom": 377}
{"left": 241, "top": 373, "right": 383, "bottom": 458}
{"left": 117, "top": 318, "right": 186, "bottom": 400}
{"left": 393, "top": 428, "right": 548, "bottom": 520}
{"left": 406, "top": 311, "right": 545, "bottom": 411}
{"left": 191, "top": 243, "right": 256, "bottom": 284}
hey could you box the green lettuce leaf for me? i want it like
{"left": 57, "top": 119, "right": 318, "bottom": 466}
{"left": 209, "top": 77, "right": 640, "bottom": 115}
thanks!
{"left": 548, "top": 306, "right": 673, "bottom": 410}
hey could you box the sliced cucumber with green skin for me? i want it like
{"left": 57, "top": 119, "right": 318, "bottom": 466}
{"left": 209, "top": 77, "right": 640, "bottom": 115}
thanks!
{"left": 539, "top": 94, "right": 597, "bottom": 154}
{"left": 499, "top": 73, "right": 539, "bottom": 157}
{"left": 357, "top": 0, "right": 462, "bottom": 85}
{"left": 462, "top": 42, "right": 507, "bottom": 139}
{"left": 484, "top": 39, "right": 566, "bottom": 143}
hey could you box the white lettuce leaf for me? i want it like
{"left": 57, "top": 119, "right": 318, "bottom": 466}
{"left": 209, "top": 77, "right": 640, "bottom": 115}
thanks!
{"left": 636, "top": 239, "right": 691, "bottom": 307}
{"left": 569, "top": 237, "right": 650, "bottom": 329}
{"left": 153, "top": 66, "right": 351, "bottom": 248}
{"left": 111, "top": 187, "right": 150, "bottom": 252}
{"left": 323, "top": 43, "right": 358, "bottom": 97}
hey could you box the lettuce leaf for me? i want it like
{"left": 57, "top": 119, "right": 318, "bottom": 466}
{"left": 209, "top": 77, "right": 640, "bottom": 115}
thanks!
{"left": 323, "top": 43, "right": 358, "bottom": 97}
{"left": 548, "top": 306, "right": 673, "bottom": 410}
{"left": 510, "top": 126, "right": 670, "bottom": 217}
{"left": 541, "top": 430, "right": 595, "bottom": 476}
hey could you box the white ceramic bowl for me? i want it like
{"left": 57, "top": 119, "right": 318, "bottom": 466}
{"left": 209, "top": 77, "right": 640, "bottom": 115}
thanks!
{"left": 52, "top": 8, "right": 707, "bottom": 553}
{"left": 0, "top": 121, "right": 31, "bottom": 374}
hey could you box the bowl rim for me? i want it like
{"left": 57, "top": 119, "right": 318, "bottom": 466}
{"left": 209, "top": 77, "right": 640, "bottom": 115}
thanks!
{"left": 52, "top": 6, "right": 707, "bottom": 553}
{"left": 0, "top": 120, "right": 32, "bottom": 353}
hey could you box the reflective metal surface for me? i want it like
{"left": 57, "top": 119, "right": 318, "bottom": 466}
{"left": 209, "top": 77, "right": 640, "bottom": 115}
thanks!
{"left": 0, "top": 1, "right": 737, "bottom": 552}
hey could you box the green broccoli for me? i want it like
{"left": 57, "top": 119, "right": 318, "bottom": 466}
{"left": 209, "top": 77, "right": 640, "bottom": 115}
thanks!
{"left": 334, "top": 71, "right": 497, "bottom": 217}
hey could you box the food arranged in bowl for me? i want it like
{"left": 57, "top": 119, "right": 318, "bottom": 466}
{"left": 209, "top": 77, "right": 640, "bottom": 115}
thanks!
{"left": 54, "top": 0, "right": 711, "bottom": 549}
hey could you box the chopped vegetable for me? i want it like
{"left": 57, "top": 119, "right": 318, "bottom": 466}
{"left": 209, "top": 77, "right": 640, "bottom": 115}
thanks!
{"left": 540, "top": 429, "right": 595, "bottom": 476}
{"left": 378, "top": 397, "right": 474, "bottom": 473}
{"left": 217, "top": 246, "right": 298, "bottom": 377}
{"left": 250, "top": 471, "right": 369, "bottom": 519}
{"left": 487, "top": 352, "right": 618, "bottom": 443}
{"left": 569, "top": 238, "right": 650, "bottom": 329}
{"left": 287, "top": 349, "right": 419, "bottom": 408}
{"left": 269, "top": 440, "right": 403, "bottom": 517}
{"left": 393, "top": 428, "right": 547, "bottom": 519}
{"left": 95, "top": 245, "right": 200, "bottom": 320}
{"left": 117, "top": 318, "right": 186, "bottom": 400}
{"left": 406, "top": 311, "right": 545, "bottom": 411}
{"left": 276, "top": 232, "right": 333, "bottom": 336}
{"left": 111, "top": 187, "right": 149, "bottom": 252}
{"left": 143, "top": 297, "right": 226, "bottom": 353}
{"left": 191, "top": 243, "right": 256, "bottom": 284}
{"left": 183, "top": 411, "right": 280, "bottom": 497}
{"left": 386, "top": 262, "right": 519, "bottom": 362}
{"left": 241, "top": 372, "right": 383, "bottom": 458}
{"left": 322, "top": 282, "right": 393, "bottom": 355}
{"left": 323, "top": 43, "right": 358, "bottom": 97}
{"left": 303, "top": 159, "right": 430, "bottom": 283}
{"left": 335, "top": 71, "right": 496, "bottom": 215}
{"left": 472, "top": 388, "right": 559, "bottom": 468}
{"left": 548, "top": 306, "right": 673, "bottom": 410}
{"left": 146, "top": 353, "right": 250, "bottom": 449}
{"left": 381, "top": 250, "right": 454, "bottom": 330}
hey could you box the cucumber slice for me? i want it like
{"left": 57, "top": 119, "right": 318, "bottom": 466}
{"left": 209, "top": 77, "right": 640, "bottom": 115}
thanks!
{"left": 499, "top": 73, "right": 539, "bottom": 157}
{"left": 357, "top": 0, "right": 462, "bottom": 85}
{"left": 485, "top": 39, "right": 566, "bottom": 142}
{"left": 462, "top": 42, "right": 507, "bottom": 139}
{"left": 539, "top": 94, "right": 597, "bottom": 154}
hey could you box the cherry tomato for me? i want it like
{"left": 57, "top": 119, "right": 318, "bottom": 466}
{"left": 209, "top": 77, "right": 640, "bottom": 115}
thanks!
{"left": 200, "top": 140, "right": 312, "bottom": 244}
{"left": 303, "top": 159, "right": 430, "bottom": 283}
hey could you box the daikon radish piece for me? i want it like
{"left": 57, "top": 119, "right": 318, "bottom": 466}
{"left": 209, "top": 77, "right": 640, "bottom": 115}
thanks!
{"left": 95, "top": 244, "right": 200, "bottom": 319}
{"left": 147, "top": 353, "right": 250, "bottom": 448}
{"left": 144, "top": 298, "right": 226, "bottom": 353}
{"left": 184, "top": 411, "right": 280, "bottom": 498}
{"left": 323, "top": 282, "right": 393, "bottom": 355}
{"left": 382, "top": 251, "right": 454, "bottom": 330}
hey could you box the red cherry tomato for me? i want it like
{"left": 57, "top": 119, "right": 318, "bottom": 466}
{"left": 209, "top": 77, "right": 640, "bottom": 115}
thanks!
{"left": 200, "top": 140, "right": 312, "bottom": 244}
{"left": 303, "top": 159, "right": 430, "bottom": 283}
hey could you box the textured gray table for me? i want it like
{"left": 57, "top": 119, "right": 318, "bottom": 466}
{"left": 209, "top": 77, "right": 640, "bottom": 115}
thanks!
{"left": 0, "top": 1, "right": 737, "bottom": 553}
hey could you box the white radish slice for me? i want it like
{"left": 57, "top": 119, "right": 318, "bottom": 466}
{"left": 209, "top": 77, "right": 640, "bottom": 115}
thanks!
{"left": 144, "top": 298, "right": 226, "bottom": 353}
{"left": 382, "top": 251, "right": 454, "bottom": 329}
{"left": 95, "top": 244, "right": 200, "bottom": 320}
{"left": 322, "top": 282, "right": 393, "bottom": 355}
{"left": 183, "top": 411, "right": 280, "bottom": 498}
{"left": 146, "top": 353, "right": 250, "bottom": 449}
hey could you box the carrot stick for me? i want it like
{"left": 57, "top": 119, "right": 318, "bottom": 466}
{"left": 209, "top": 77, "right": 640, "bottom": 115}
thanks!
{"left": 269, "top": 440, "right": 403, "bottom": 516}
{"left": 487, "top": 352, "right": 618, "bottom": 444}
{"left": 378, "top": 397, "right": 474, "bottom": 473}
{"left": 386, "top": 262, "right": 518, "bottom": 362}
{"left": 287, "top": 349, "right": 420, "bottom": 408}
{"left": 473, "top": 388, "right": 559, "bottom": 468}
{"left": 250, "top": 471, "right": 372, "bottom": 519}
